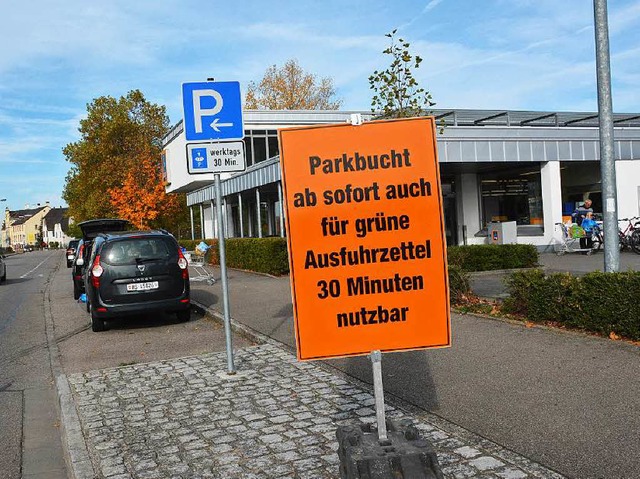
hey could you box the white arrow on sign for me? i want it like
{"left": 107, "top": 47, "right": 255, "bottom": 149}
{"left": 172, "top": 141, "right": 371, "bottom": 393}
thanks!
{"left": 210, "top": 118, "right": 234, "bottom": 132}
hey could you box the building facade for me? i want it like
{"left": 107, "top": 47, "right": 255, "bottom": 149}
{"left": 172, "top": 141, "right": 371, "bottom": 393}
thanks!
{"left": 42, "top": 207, "right": 74, "bottom": 247}
{"left": 2, "top": 204, "right": 52, "bottom": 251}
{"left": 162, "top": 109, "right": 640, "bottom": 250}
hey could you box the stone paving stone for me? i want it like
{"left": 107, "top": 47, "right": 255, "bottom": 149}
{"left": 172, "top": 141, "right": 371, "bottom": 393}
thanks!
{"left": 68, "top": 343, "right": 566, "bottom": 478}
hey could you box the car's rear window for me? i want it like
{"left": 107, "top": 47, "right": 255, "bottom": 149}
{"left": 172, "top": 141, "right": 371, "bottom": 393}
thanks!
{"left": 101, "top": 238, "right": 172, "bottom": 265}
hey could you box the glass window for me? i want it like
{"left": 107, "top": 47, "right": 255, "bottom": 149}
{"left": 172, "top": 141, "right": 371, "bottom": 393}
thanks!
{"left": 244, "top": 139, "right": 253, "bottom": 167}
{"left": 253, "top": 136, "right": 267, "bottom": 164}
{"left": 102, "top": 238, "right": 171, "bottom": 265}
{"left": 268, "top": 136, "right": 279, "bottom": 159}
{"left": 480, "top": 167, "right": 543, "bottom": 227}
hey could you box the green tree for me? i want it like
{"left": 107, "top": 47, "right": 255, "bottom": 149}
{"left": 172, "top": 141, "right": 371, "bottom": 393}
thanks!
{"left": 245, "top": 59, "right": 342, "bottom": 110}
{"left": 62, "top": 90, "right": 188, "bottom": 230}
{"left": 369, "top": 30, "right": 436, "bottom": 118}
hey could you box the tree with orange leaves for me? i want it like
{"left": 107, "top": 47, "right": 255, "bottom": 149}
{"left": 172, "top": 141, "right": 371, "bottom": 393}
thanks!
{"left": 108, "top": 146, "right": 181, "bottom": 230}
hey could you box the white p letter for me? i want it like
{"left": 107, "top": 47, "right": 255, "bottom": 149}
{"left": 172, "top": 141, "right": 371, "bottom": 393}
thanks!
{"left": 192, "top": 89, "right": 223, "bottom": 133}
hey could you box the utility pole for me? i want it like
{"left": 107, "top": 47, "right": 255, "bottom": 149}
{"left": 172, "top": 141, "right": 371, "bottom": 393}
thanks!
{"left": 593, "top": 0, "right": 619, "bottom": 272}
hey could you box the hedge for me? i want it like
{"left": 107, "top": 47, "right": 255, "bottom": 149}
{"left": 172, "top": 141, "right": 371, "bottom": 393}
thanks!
{"left": 178, "top": 240, "right": 540, "bottom": 302}
{"left": 503, "top": 269, "right": 640, "bottom": 340}
{"left": 447, "top": 244, "right": 538, "bottom": 272}
{"left": 180, "top": 238, "right": 289, "bottom": 276}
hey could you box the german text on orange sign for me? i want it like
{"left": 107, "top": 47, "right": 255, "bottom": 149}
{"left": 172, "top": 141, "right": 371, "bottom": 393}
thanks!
{"left": 279, "top": 117, "right": 451, "bottom": 360}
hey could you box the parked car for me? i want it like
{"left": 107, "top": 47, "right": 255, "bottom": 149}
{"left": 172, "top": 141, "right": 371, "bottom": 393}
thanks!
{"left": 66, "top": 239, "right": 80, "bottom": 268}
{"left": 0, "top": 254, "right": 6, "bottom": 283}
{"left": 72, "top": 219, "right": 129, "bottom": 300}
{"left": 71, "top": 239, "right": 87, "bottom": 299}
{"left": 84, "top": 230, "right": 190, "bottom": 332}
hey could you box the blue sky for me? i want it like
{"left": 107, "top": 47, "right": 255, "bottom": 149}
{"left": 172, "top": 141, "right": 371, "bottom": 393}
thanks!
{"left": 1, "top": 0, "right": 639, "bottom": 212}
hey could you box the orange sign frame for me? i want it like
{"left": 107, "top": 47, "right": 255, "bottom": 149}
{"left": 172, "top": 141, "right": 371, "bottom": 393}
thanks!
{"left": 279, "top": 117, "right": 451, "bottom": 360}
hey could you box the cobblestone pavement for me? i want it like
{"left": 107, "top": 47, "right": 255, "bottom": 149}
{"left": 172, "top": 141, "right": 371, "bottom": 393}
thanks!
{"left": 68, "top": 343, "right": 565, "bottom": 479}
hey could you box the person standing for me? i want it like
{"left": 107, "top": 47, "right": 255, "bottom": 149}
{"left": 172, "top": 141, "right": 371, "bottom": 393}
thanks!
{"left": 573, "top": 199, "right": 594, "bottom": 250}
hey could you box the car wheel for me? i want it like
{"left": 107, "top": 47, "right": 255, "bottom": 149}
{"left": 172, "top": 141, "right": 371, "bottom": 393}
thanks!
{"left": 66, "top": 261, "right": 72, "bottom": 268}
{"left": 0, "top": 270, "right": 5, "bottom": 283}
{"left": 90, "top": 305, "right": 107, "bottom": 332}
{"left": 73, "top": 282, "right": 80, "bottom": 300}
{"left": 176, "top": 309, "right": 191, "bottom": 323}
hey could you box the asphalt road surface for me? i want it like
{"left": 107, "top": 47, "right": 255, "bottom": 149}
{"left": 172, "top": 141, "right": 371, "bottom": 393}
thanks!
{"left": 0, "top": 251, "right": 67, "bottom": 479}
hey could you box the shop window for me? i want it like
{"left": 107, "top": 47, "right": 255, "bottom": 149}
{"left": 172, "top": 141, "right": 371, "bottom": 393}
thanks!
{"left": 481, "top": 169, "right": 543, "bottom": 227}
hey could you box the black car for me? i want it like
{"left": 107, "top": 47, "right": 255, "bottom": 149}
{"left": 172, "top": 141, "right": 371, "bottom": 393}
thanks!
{"left": 84, "top": 230, "right": 190, "bottom": 332}
{"left": 72, "top": 219, "right": 129, "bottom": 300}
{"left": 71, "top": 239, "right": 88, "bottom": 299}
{"left": 0, "top": 254, "right": 6, "bottom": 283}
{"left": 66, "top": 239, "right": 80, "bottom": 268}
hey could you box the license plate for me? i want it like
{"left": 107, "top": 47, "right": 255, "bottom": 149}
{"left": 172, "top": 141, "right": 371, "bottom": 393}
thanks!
{"left": 67, "top": 255, "right": 74, "bottom": 260}
{"left": 127, "top": 281, "right": 159, "bottom": 292}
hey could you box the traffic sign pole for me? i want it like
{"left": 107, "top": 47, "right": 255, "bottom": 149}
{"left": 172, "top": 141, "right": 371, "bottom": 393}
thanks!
{"left": 215, "top": 173, "right": 235, "bottom": 374}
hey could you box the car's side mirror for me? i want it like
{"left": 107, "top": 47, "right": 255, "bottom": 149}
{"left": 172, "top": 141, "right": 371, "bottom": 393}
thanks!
{"left": 76, "top": 258, "right": 84, "bottom": 266}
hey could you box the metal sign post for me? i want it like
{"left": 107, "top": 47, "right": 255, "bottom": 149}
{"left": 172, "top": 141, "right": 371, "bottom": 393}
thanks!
{"left": 181, "top": 78, "right": 246, "bottom": 375}
{"left": 370, "top": 350, "right": 388, "bottom": 443}
{"left": 215, "top": 173, "right": 235, "bottom": 374}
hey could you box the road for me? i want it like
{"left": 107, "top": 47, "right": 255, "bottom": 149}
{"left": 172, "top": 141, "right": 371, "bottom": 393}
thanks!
{"left": 0, "top": 251, "right": 67, "bottom": 479}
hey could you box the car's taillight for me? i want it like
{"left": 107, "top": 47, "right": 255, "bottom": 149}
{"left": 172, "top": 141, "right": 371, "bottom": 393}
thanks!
{"left": 177, "top": 249, "right": 189, "bottom": 279}
{"left": 78, "top": 243, "right": 84, "bottom": 258}
{"left": 91, "top": 255, "right": 102, "bottom": 288}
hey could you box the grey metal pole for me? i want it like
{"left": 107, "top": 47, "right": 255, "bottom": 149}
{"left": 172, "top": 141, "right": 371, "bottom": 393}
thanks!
{"left": 256, "top": 188, "right": 262, "bottom": 238}
{"left": 238, "top": 193, "right": 244, "bottom": 238}
{"left": 199, "top": 204, "right": 204, "bottom": 239}
{"left": 277, "top": 181, "right": 285, "bottom": 237}
{"left": 210, "top": 200, "right": 216, "bottom": 238}
{"left": 189, "top": 207, "right": 195, "bottom": 241}
{"left": 594, "top": 0, "right": 619, "bottom": 272}
{"left": 370, "top": 350, "right": 388, "bottom": 442}
{"left": 215, "top": 174, "right": 235, "bottom": 374}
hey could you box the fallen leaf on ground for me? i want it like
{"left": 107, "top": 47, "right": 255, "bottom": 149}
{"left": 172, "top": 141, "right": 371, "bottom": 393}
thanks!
{"left": 609, "top": 331, "right": 620, "bottom": 340}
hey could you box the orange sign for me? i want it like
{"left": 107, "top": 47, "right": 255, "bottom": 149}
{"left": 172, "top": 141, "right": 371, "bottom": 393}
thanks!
{"left": 279, "top": 117, "right": 450, "bottom": 360}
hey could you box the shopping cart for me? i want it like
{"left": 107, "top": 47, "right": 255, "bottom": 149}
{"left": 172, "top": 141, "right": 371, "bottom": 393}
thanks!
{"left": 186, "top": 243, "right": 216, "bottom": 285}
{"left": 554, "top": 222, "right": 601, "bottom": 255}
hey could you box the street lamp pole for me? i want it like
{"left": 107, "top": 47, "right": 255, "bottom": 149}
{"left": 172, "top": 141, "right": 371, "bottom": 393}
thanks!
{"left": 593, "top": 0, "right": 619, "bottom": 273}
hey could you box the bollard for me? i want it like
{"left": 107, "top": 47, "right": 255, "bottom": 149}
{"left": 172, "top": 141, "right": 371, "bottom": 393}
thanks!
{"left": 336, "top": 419, "right": 444, "bottom": 479}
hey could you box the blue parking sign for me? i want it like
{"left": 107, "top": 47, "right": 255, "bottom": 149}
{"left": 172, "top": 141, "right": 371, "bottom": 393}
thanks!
{"left": 191, "top": 147, "right": 208, "bottom": 169}
{"left": 182, "top": 81, "right": 244, "bottom": 141}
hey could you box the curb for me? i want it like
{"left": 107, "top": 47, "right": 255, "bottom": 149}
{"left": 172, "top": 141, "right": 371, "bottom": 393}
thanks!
{"left": 44, "top": 256, "right": 95, "bottom": 479}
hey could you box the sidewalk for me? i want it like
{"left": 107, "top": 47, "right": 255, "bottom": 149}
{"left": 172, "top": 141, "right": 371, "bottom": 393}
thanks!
{"left": 59, "top": 269, "right": 568, "bottom": 478}
{"left": 67, "top": 343, "right": 563, "bottom": 479}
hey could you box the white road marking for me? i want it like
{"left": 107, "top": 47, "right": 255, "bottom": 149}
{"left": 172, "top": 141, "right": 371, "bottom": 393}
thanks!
{"left": 19, "top": 255, "right": 53, "bottom": 279}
